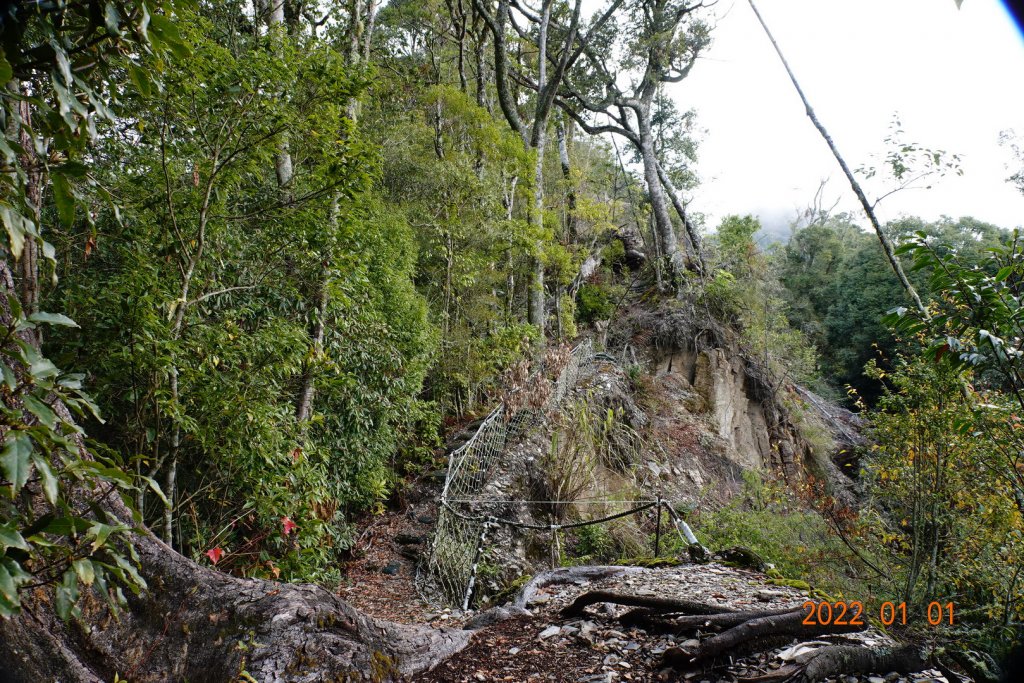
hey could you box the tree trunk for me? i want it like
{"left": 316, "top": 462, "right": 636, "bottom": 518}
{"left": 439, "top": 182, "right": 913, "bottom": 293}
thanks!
{"left": 502, "top": 173, "right": 518, "bottom": 322}
{"left": 526, "top": 128, "right": 547, "bottom": 335}
{"left": 15, "top": 96, "right": 42, "bottom": 325}
{"left": 526, "top": 0, "right": 554, "bottom": 338}
{"left": 556, "top": 118, "right": 578, "bottom": 241}
{"left": 347, "top": 0, "right": 364, "bottom": 65}
{"left": 656, "top": 160, "right": 704, "bottom": 274}
{"left": 637, "top": 109, "right": 685, "bottom": 285}
{"left": 269, "top": 2, "right": 295, "bottom": 193}
{"left": 295, "top": 266, "right": 328, "bottom": 423}
{"left": 472, "top": 16, "right": 488, "bottom": 110}
{"left": 0, "top": 524, "right": 470, "bottom": 682}
{"left": 362, "top": 0, "right": 380, "bottom": 63}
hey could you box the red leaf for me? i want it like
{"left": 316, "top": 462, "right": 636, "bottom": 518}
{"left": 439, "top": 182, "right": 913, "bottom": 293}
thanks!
{"left": 934, "top": 343, "right": 950, "bottom": 362}
{"left": 281, "top": 517, "right": 297, "bottom": 536}
{"left": 290, "top": 447, "right": 302, "bottom": 464}
{"left": 205, "top": 547, "right": 224, "bottom": 565}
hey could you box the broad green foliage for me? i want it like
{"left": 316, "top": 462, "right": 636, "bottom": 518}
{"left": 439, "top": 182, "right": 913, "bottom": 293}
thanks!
{"left": 0, "top": 0, "right": 187, "bottom": 618}
{"left": 0, "top": 0, "right": 658, "bottom": 609}
{"left": 706, "top": 214, "right": 820, "bottom": 388}
{"left": 687, "top": 473, "right": 859, "bottom": 593}
{"left": 366, "top": 76, "right": 537, "bottom": 414}
{"left": 886, "top": 229, "right": 1024, "bottom": 505}
{"left": 577, "top": 283, "right": 616, "bottom": 324}
{"left": 362, "top": 29, "right": 620, "bottom": 413}
{"left": 715, "top": 214, "right": 763, "bottom": 279}
{"left": 44, "top": 8, "right": 433, "bottom": 582}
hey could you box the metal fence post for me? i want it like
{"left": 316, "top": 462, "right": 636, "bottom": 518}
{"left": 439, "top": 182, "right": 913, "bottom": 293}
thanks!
{"left": 462, "top": 517, "right": 494, "bottom": 611}
{"left": 654, "top": 496, "right": 662, "bottom": 557}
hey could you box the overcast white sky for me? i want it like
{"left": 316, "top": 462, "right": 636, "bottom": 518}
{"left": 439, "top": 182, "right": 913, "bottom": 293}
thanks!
{"left": 672, "top": 0, "right": 1024, "bottom": 236}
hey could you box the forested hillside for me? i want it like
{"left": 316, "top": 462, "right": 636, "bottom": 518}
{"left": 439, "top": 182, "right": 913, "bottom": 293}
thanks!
{"left": 0, "top": 1, "right": 1021, "bottom": 681}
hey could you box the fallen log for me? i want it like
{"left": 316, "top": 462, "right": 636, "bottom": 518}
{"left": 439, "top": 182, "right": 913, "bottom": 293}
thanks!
{"left": 512, "top": 566, "right": 643, "bottom": 610}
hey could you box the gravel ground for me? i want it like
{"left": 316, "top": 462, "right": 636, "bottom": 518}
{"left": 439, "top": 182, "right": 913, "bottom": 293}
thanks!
{"left": 415, "top": 563, "right": 958, "bottom": 683}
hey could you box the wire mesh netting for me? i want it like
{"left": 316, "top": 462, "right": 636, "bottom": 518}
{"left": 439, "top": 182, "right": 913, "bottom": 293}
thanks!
{"left": 420, "top": 340, "right": 597, "bottom": 608}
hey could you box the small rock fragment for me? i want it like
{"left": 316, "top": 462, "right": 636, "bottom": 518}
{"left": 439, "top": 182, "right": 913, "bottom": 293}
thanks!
{"left": 538, "top": 625, "right": 561, "bottom": 639}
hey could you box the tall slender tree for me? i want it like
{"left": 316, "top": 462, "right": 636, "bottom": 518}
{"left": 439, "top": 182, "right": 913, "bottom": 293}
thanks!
{"left": 556, "top": 0, "right": 710, "bottom": 283}
{"left": 472, "top": 0, "right": 623, "bottom": 336}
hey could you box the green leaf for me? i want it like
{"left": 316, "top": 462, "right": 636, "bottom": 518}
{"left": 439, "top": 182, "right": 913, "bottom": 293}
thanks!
{"left": 995, "top": 265, "right": 1013, "bottom": 282}
{"left": 0, "top": 523, "right": 30, "bottom": 552}
{"left": 0, "top": 49, "right": 12, "bottom": 85}
{"left": 23, "top": 395, "right": 58, "bottom": 429}
{"left": 0, "top": 362, "right": 16, "bottom": 391}
{"left": 31, "top": 453, "right": 58, "bottom": 505}
{"left": 51, "top": 173, "right": 76, "bottom": 228}
{"left": 86, "top": 464, "right": 132, "bottom": 487}
{"left": 0, "top": 562, "right": 19, "bottom": 608}
{"left": 149, "top": 14, "right": 190, "bottom": 60}
{"left": 113, "top": 554, "right": 146, "bottom": 592}
{"left": 140, "top": 475, "right": 169, "bottom": 506}
{"left": 28, "top": 311, "right": 79, "bottom": 328}
{"left": 50, "top": 40, "right": 73, "bottom": 86}
{"left": 58, "top": 160, "right": 90, "bottom": 178}
{"left": 29, "top": 357, "right": 59, "bottom": 380}
{"left": 72, "top": 559, "right": 95, "bottom": 586}
{"left": 39, "top": 516, "right": 91, "bottom": 536}
{"left": 55, "top": 567, "right": 80, "bottom": 621}
{"left": 0, "top": 434, "right": 33, "bottom": 497}
{"left": 1, "top": 206, "right": 27, "bottom": 259}
{"left": 128, "top": 63, "right": 153, "bottom": 98}
{"left": 87, "top": 522, "right": 127, "bottom": 552}
{"left": 149, "top": 14, "right": 182, "bottom": 42}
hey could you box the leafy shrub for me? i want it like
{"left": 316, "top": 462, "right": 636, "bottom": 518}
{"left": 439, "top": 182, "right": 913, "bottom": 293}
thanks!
{"left": 688, "top": 473, "right": 866, "bottom": 597}
{"left": 577, "top": 282, "right": 616, "bottom": 324}
{"left": 573, "top": 523, "right": 615, "bottom": 559}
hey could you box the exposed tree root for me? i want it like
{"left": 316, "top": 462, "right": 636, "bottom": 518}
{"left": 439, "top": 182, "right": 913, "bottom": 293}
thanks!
{"left": 0, "top": 530, "right": 473, "bottom": 682}
{"left": 797, "top": 644, "right": 925, "bottom": 682}
{"left": 661, "top": 606, "right": 866, "bottom": 667}
{"left": 550, "top": 585, "right": 937, "bottom": 683}
{"left": 512, "top": 566, "right": 644, "bottom": 610}
{"left": 620, "top": 605, "right": 797, "bottom": 633}
{"left": 560, "top": 590, "right": 738, "bottom": 618}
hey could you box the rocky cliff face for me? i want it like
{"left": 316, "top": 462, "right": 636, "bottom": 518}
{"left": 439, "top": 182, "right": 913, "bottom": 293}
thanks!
{"left": 431, "top": 300, "right": 863, "bottom": 607}
{"left": 608, "top": 301, "right": 858, "bottom": 503}
{"left": 652, "top": 345, "right": 812, "bottom": 480}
